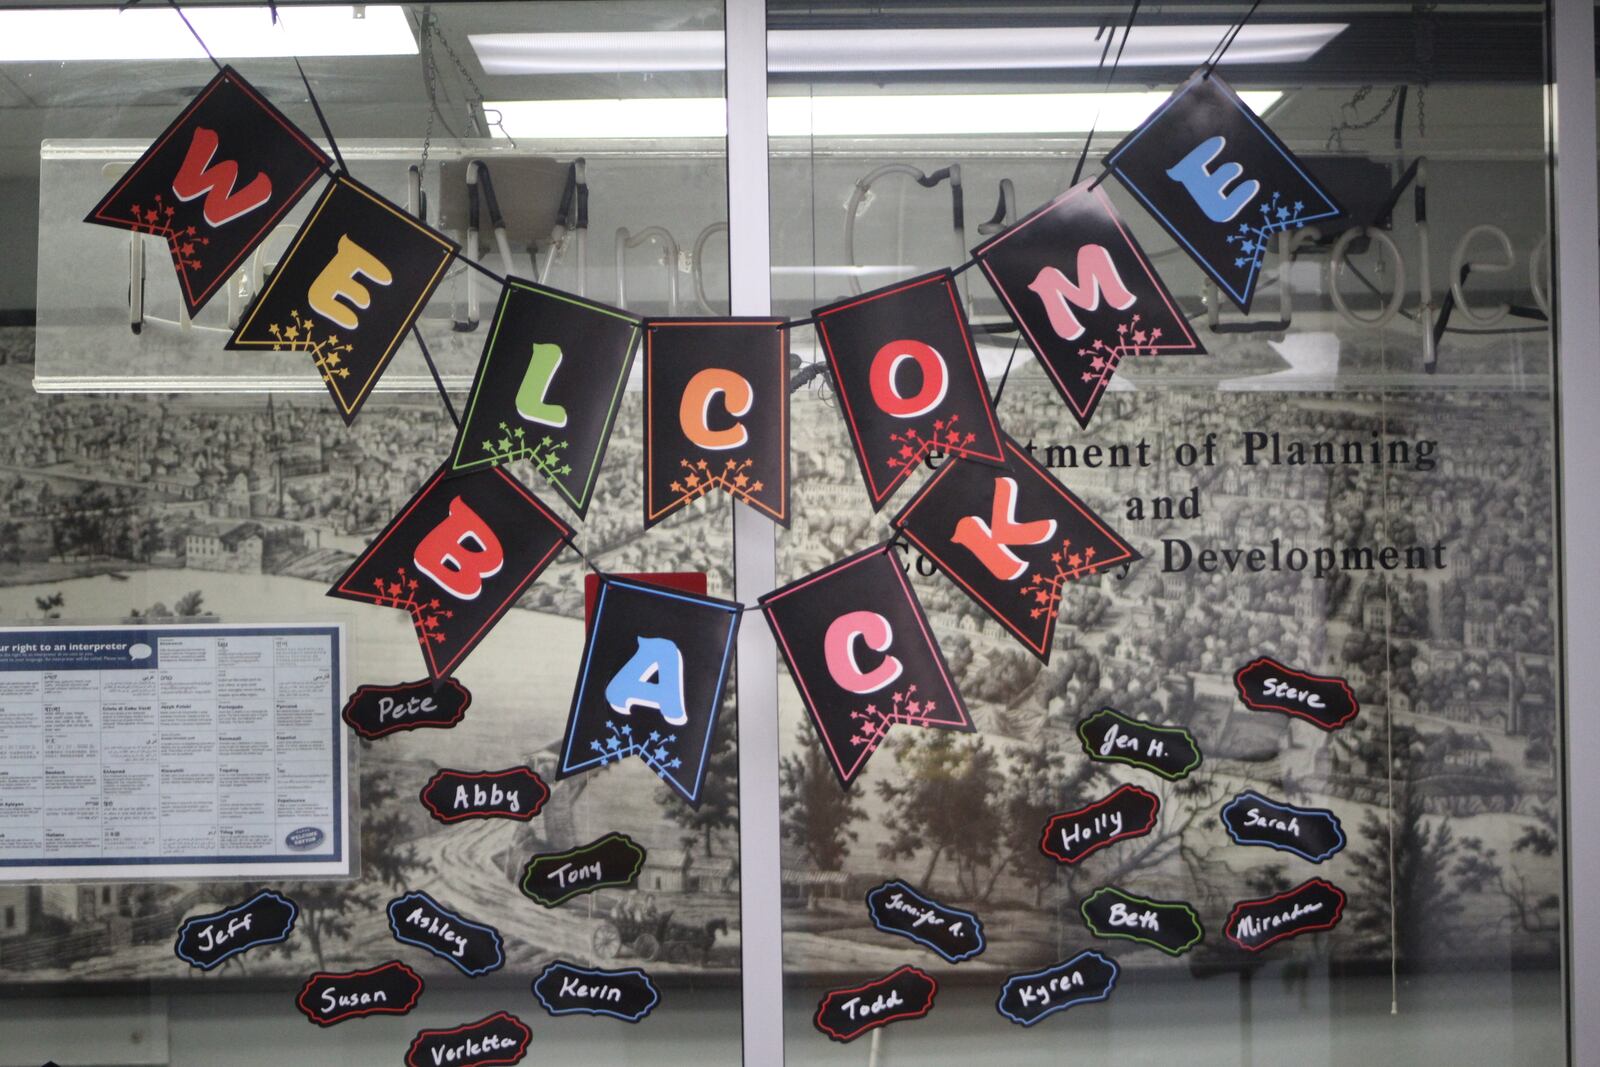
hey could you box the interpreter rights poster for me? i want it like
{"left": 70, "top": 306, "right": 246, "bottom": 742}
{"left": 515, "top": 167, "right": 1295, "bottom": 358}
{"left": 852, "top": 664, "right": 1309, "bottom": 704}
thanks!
{"left": 0, "top": 624, "right": 349, "bottom": 881}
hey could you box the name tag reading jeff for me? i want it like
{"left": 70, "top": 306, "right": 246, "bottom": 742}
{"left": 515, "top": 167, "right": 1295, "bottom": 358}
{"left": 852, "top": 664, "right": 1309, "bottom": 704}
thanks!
{"left": 342, "top": 677, "right": 471, "bottom": 739}
{"left": 1041, "top": 783, "right": 1160, "bottom": 865}
{"left": 1234, "top": 657, "right": 1359, "bottom": 731}
{"left": 1080, "top": 886, "right": 1203, "bottom": 957}
{"left": 296, "top": 960, "right": 423, "bottom": 1027}
{"left": 996, "top": 950, "right": 1119, "bottom": 1027}
{"left": 1077, "top": 708, "right": 1202, "bottom": 780}
{"left": 1225, "top": 878, "right": 1347, "bottom": 952}
{"left": 520, "top": 832, "right": 646, "bottom": 908}
{"left": 1220, "top": 790, "right": 1345, "bottom": 863}
{"left": 420, "top": 767, "right": 550, "bottom": 824}
{"left": 814, "top": 966, "right": 938, "bottom": 1043}
{"left": 386, "top": 890, "right": 504, "bottom": 977}
{"left": 175, "top": 890, "right": 298, "bottom": 970}
{"left": 864, "top": 880, "right": 986, "bottom": 963}
{"left": 404, "top": 1012, "right": 531, "bottom": 1067}
{"left": 533, "top": 961, "right": 660, "bottom": 1023}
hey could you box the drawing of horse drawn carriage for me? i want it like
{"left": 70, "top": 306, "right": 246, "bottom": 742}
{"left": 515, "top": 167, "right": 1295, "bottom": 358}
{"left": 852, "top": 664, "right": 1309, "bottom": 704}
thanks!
{"left": 590, "top": 894, "right": 728, "bottom": 965}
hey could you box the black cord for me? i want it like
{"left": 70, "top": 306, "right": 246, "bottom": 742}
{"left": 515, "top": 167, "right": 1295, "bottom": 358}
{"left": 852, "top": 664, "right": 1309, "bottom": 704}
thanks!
{"left": 167, "top": 0, "right": 223, "bottom": 73}
{"left": 410, "top": 325, "right": 460, "bottom": 427}
{"left": 1205, "top": 0, "right": 1266, "bottom": 75}
{"left": 294, "top": 57, "right": 347, "bottom": 174}
{"left": 1071, "top": 0, "right": 1142, "bottom": 189}
{"left": 461, "top": 255, "right": 506, "bottom": 287}
{"left": 990, "top": 333, "right": 1026, "bottom": 407}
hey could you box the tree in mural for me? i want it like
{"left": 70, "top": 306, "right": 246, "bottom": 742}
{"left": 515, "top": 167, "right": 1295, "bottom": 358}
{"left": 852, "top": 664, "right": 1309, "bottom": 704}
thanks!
{"left": 996, "top": 740, "right": 1108, "bottom": 905}
{"left": 876, "top": 731, "right": 1004, "bottom": 901}
{"left": 779, "top": 722, "right": 866, "bottom": 872}
{"left": 662, "top": 698, "right": 738, "bottom": 858}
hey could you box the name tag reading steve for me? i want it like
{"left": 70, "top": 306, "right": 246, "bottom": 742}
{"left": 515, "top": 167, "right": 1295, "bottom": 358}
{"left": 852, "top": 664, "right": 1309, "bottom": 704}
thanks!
{"left": 0, "top": 623, "right": 349, "bottom": 881}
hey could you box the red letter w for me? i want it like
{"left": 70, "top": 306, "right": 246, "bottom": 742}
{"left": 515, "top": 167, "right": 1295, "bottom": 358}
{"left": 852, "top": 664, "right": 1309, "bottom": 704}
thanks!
{"left": 171, "top": 126, "right": 272, "bottom": 228}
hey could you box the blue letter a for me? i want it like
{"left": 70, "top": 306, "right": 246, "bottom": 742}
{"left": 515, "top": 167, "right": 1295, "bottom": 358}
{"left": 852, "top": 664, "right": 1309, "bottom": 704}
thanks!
{"left": 604, "top": 636, "right": 688, "bottom": 726}
{"left": 1166, "top": 135, "right": 1259, "bottom": 223}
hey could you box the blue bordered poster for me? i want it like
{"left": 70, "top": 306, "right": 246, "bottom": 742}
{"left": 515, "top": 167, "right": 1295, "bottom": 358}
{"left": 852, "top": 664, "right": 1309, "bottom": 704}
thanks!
{"left": 0, "top": 623, "right": 349, "bottom": 881}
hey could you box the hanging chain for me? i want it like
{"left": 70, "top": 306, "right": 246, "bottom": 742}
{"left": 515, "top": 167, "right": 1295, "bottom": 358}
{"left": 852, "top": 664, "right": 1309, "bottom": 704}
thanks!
{"left": 1325, "top": 85, "right": 1403, "bottom": 152}
{"left": 417, "top": 6, "right": 438, "bottom": 174}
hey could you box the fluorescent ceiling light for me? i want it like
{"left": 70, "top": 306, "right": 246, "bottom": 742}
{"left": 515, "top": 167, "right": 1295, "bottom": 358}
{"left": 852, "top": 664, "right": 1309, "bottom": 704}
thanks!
{"left": 0, "top": 6, "right": 416, "bottom": 62}
{"left": 471, "top": 25, "right": 1344, "bottom": 76}
{"left": 486, "top": 91, "right": 1283, "bottom": 140}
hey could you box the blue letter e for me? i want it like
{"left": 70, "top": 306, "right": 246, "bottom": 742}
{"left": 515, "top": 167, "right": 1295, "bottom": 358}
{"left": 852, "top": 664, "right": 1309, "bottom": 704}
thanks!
{"left": 1166, "top": 135, "right": 1259, "bottom": 223}
{"left": 604, "top": 636, "right": 688, "bottom": 726}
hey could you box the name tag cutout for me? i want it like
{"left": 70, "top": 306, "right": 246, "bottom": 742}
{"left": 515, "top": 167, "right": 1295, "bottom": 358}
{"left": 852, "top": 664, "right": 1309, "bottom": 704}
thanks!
{"left": 1077, "top": 708, "right": 1202, "bottom": 780}
{"left": 1235, "top": 656, "right": 1359, "bottom": 731}
{"left": 814, "top": 965, "right": 938, "bottom": 1043}
{"left": 420, "top": 767, "right": 550, "bottom": 824}
{"left": 295, "top": 960, "right": 423, "bottom": 1027}
{"left": 864, "top": 879, "right": 986, "bottom": 963}
{"left": 1041, "top": 783, "right": 1160, "bottom": 865}
{"left": 533, "top": 961, "right": 660, "bottom": 1023}
{"left": 1220, "top": 790, "right": 1345, "bottom": 863}
{"left": 175, "top": 889, "right": 298, "bottom": 970}
{"left": 404, "top": 1012, "right": 531, "bottom": 1067}
{"left": 1225, "top": 878, "right": 1347, "bottom": 952}
{"left": 342, "top": 677, "right": 471, "bottom": 739}
{"left": 1081, "top": 886, "right": 1204, "bottom": 957}
{"left": 996, "top": 950, "right": 1119, "bottom": 1027}
{"left": 521, "top": 832, "right": 646, "bottom": 908}
{"left": 386, "top": 890, "right": 504, "bottom": 977}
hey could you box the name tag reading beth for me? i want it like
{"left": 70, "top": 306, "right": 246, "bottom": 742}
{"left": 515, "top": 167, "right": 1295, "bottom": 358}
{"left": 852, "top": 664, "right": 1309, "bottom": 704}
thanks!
{"left": 1080, "top": 886, "right": 1204, "bottom": 957}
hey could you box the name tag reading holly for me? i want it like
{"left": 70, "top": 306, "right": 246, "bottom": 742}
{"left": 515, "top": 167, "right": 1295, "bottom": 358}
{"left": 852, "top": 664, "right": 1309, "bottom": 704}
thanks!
{"left": 1234, "top": 657, "right": 1359, "bottom": 731}
{"left": 1077, "top": 708, "right": 1202, "bottom": 780}
{"left": 386, "top": 891, "right": 504, "bottom": 977}
{"left": 295, "top": 960, "right": 423, "bottom": 1027}
{"left": 1220, "top": 790, "right": 1345, "bottom": 863}
{"left": 342, "top": 677, "right": 471, "bottom": 739}
{"left": 520, "top": 832, "right": 646, "bottom": 908}
{"left": 814, "top": 966, "right": 939, "bottom": 1043}
{"left": 404, "top": 1012, "right": 531, "bottom": 1067}
{"left": 996, "top": 951, "right": 1119, "bottom": 1027}
{"left": 420, "top": 767, "right": 550, "bottom": 824}
{"left": 1225, "top": 878, "right": 1347, "bottom": 952}
{"left": 1081, "top": 886, "right": 1204, "bottom": 957}
{"left": 175, "top": 890, "right": 297, "bottom": 970}
{"left": 864, "top": 880, "right": 986, "bottom": 963}
{"left": 1041, "top": 784, "right": 1160, "bottom": 865}
{"left": 533, "top": 961, "right": 660, "bottom": 1023}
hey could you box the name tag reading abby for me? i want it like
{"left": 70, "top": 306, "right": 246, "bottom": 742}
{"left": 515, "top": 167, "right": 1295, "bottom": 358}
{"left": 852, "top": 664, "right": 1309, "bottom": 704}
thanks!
{"left": 864, "top": 880, "right": 986, "bottom": 963}
{"left": 1220, "top": 790, "right": 1345, "bottom": 864}
{"left": 1225, "top": 878, "right": 1347, "bottom": 952}
{"left": 533, "top": 961, "right": 660, "bottom": 1023}
{"left": 404, "top": 1012, "right": 531, "bottom": 1067}
{"left": 296, "top": 960, "right": 424, "bottom": 1027}
{"left": 520, "top": 832, "right": 646, "bottom": 908}
{"left": 1081, "top": 886, "right": 1204, "bottom": 957}
{"left": 1077, "top": 708, "right": 1202, "bottom": 781}
{"left": 342, "top": 677, "right": 471, "bottom": 739}
{"left": 1040, "top": 784, "right": 1160, "bottom": 865}
{"left": 420, "top": 767, "right": 550, "bottom": 824}
{"left": 996, "top": 951, "right": 1120, "bottom": 1027}
{"left": 175, "top": 889, "right": 298, "bottom": 970}
{"left": 386, "top": 890, "right": 504, "bottom": 977}
{"left": 814, "top": 965, "right": 939, "bottom": 1044}
{"left": 1234, "top": 657, "right": 1359, "bottom": 731}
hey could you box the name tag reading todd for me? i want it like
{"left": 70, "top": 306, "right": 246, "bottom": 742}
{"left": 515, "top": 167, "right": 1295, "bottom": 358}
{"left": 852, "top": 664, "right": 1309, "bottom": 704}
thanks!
{"left": 175, "top": 890, "right": 297, "bottom": 970}
{"left": 342, "top": 678, "right": 471, "bottom": 739}
{"left": 814, "top": 965, "right": 938, "bottom": 1043}
{"left": 420, "top": 767, "right": 550, "bottom": 824}
{"left": 1234, "top": 657, "right": 1359, "bottom": 731}
{"left": 1080, "top": 886, "right": 1203, "bottom": 957}
{"left": 405, "top": 1012, "right": 531, "bottom": 1067}
{"left": 296, "top": 960, "right": 423, "bottom": 1027}
{"left": 386, "top": 890, "right": 504, "bottom": 977}
{"left": 533, "top": 961, "right": 660, "bottom": 1023}
{"left": 520, "top": 832, "right": 646, "bottom": 908}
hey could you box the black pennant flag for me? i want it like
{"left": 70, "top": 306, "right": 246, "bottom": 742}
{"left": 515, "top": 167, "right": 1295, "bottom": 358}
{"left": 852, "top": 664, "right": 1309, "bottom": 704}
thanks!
{"left": 227, "top": 175, "right": 458, "bottom": 424}
{"left": 328, "top": 464, "right": 571, "bottom": 680}
{"left": 556, "top": 577, "right": 741, "bottom": 806}
{"left": 972, "top": 181, "right": 1204, "bottom": 429}
{"left": 643, "top": 319, "right": 789, "bottom": 528}
{"left": 813, "top": 270, "right": 1004, "bottom": 509}
{"left": 85, "top": 66, "right": 331, "bottom": 317}
{"left": 761, "top": 544, "right": 972, "bottom": 788}
{"left": 892, "top": 436, "right": 1140, "bottom": 662}
{"left": 1104, "top": 70, "right": 1342, "bottom": 313}
{"left": 448, "top": 278, "right": 642, "bottom": 518}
